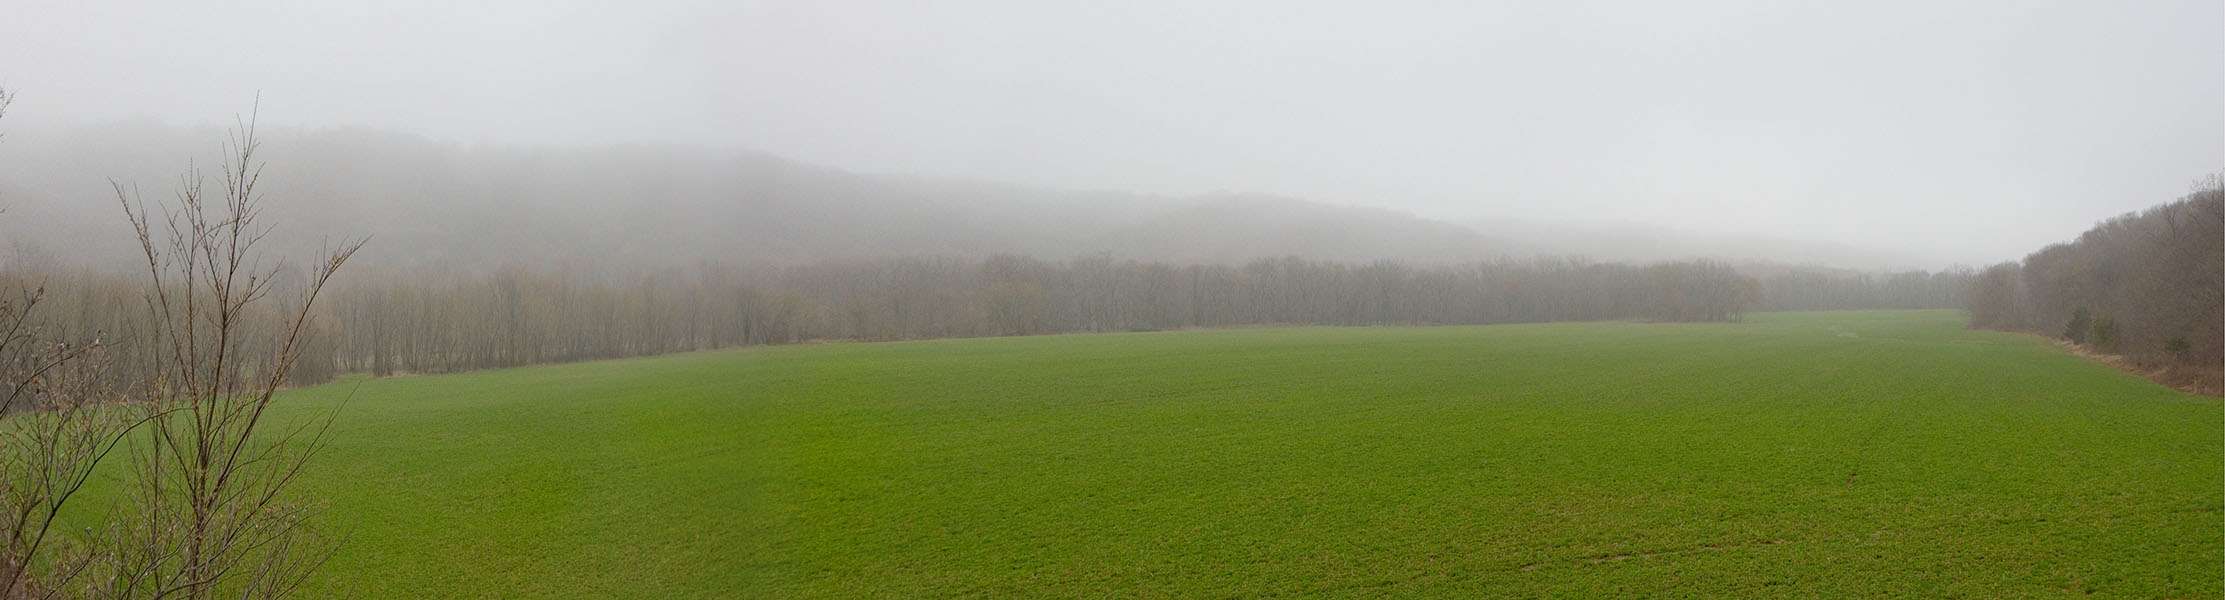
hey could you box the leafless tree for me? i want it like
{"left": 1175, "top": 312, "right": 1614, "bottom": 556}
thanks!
{"left": 0, "top": 85, "right": 131, "bottom": 600}
{"left": 0, "top": 81, "right": 125, "bottom": 600}
{"left": 91, "top": 113, "right": 362, "bottom": 599}
{"left": 0, "top": 286, "right": 136, "bottom": 598}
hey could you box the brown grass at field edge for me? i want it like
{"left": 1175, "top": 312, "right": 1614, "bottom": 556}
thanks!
{"left": 2045, "top": 338, "right": 2223, "bottom": 397}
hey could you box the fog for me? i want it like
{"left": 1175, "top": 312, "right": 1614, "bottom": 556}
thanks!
{"left": 0, "top": 0, "right": 2219, "bottom": 269}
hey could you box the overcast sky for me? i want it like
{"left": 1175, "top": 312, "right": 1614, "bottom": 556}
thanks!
{"left": 2, "top": 0, "right": 2218, "bottom": 266}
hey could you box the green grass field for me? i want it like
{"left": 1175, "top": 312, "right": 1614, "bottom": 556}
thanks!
{"left": 230, "top": 310, "right": 2223, "bottom": 597}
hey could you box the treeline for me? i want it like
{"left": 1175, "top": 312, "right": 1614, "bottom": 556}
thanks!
{"left": 0, "top": 258, "right": 337, "bottom": 393}
{"left": 6, "top": 256, "right": 1765, "bottom": 381}
{"left": 7, "top": 250, "right": 2003, "bottom": 386}
{"left": 1748, "top": 264, "right": 1974, "bottom": 312}
{"left": 1965, "top": 175, "right": 2223, "bottom": 392}
{"left": 326, "top": 256, "right": 1764, "bottom": 376}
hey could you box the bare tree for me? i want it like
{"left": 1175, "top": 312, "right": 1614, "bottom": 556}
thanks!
{"left": 0, "top": 85, "right": 135, "bottom": 600}
{"left": 96, "top": 113, "right": 363, "bottom": 599}
{"left": 0, "top": 287, "right": 135, "bottom": 598}
{"left": 0, "top": 81, "right": 120, "bottom": 600}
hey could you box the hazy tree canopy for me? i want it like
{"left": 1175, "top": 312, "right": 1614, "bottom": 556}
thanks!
{"left": 1966, "top": 175, "right": 2224, "bottom": 392}
{"left": 0, "top": 258, "right": 1962, "bottom": 391}
{"left": 6, "top": 255, "right": 1807, "bottom": 383}
{"left": 1749, "top": 264, "right": 1974, "bottom": 312}
{"left": 327, "top": 256, "right": 1777, "bottom": 375}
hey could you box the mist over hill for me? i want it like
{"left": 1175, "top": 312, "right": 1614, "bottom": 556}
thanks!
{"left": 1461, "top": 217, "right": 1947, "bottom": 272}
{"left": 0, "top": 123, "right": 1926, "bottom": 274}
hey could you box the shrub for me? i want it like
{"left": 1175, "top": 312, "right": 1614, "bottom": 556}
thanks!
{"left": 2063, "top": 307, "right": 2093, "bottom": 344}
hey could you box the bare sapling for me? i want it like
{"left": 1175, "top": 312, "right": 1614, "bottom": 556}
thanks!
{"left": 97, "top": 111, "right": 363, "bottom": 600}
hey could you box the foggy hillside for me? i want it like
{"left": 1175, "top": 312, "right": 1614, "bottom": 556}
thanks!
{"left": 1087, "top": 195, "right": 1503, "bottom": 264}
{"left": 0, "top": 124, "right": 1484, "bottom": 271}
{"left": 1, "top": 123, "right": 1936, "bottom": 274}
{"left": 0, "top": 123, "right": 1162, "bottom": 272}
{"left": 1462, "top": 217, "right": 1943, "bottom": 272}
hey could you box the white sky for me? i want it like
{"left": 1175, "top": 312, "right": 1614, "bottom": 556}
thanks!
{"left": 2, "top": 0, "right": 2219, "bottom": 266}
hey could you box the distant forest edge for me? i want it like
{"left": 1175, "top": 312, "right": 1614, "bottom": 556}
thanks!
{"left": 12, "top": 252, "right": 1974, "bottom": 385}
{"left": 1965, "top": 175, "right": 2224, "bottom": 394}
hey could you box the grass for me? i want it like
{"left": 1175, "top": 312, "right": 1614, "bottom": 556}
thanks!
{"left": 164, "top": 310, "right": 2222, "bottom": 597}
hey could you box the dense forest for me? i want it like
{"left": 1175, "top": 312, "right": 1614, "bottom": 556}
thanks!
{"left": 329, "top": 256, "right": 1776, "bottom": 376}
{"left": 2, "top": 249, "right": 1989, "bottom": 386}
{"left": 8, "top": 256, "right": 1755, "bottom": 382}
{"left": 1966, "top": 175, "right": 2224, "bottom": 391}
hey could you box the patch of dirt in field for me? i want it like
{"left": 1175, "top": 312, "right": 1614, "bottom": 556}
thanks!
{"left": 1827, "top": 326, "right": 1859, "bottom": 338}
{"left": 2051, "top": 340, "right": 2222, "bottom": 397}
